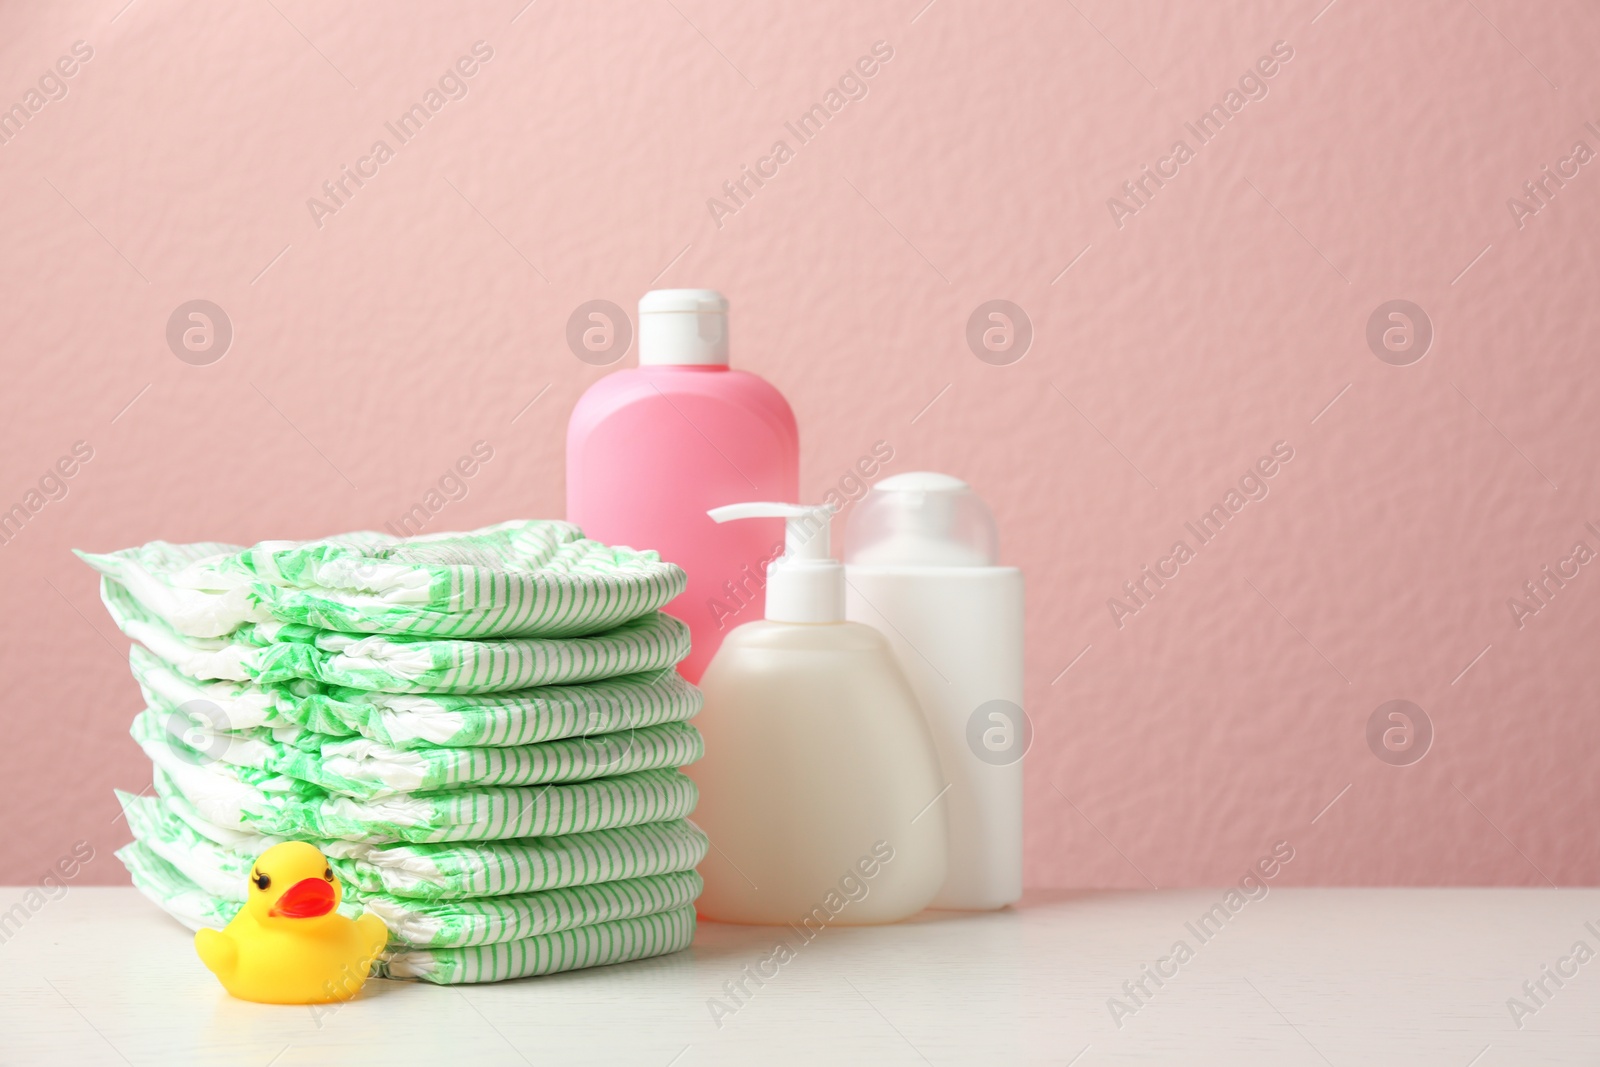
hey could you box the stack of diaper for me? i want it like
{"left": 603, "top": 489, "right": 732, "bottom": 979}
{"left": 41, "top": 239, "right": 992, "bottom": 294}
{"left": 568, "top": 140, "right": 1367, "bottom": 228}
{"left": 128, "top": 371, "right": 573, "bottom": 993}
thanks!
{"left": 80, "top": 520, "right": 707, "bottom": 984}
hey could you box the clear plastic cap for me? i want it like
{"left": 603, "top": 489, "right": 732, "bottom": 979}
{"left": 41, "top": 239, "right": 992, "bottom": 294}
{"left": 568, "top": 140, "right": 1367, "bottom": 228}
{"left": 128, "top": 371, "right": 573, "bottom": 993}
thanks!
{"left": 639, "top": 289, "right": 729, "bottom": 366}
{"left": 843, "top": 472, "right": 999, "bottom": 566}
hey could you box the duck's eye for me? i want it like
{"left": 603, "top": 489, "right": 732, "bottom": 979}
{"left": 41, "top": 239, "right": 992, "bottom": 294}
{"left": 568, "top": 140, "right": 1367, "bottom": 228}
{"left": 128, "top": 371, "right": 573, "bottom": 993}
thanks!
{"left": 323, "top": 867, "right": 334, "bottom": 882}
{"left": 252, "top": 871, "right": 271, "bottom": 891}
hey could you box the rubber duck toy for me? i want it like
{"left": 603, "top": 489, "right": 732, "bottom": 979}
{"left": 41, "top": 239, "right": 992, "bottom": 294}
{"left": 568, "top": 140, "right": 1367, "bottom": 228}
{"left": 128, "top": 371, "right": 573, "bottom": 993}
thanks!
{"left": 194, "top": 841, "right": 388, "bottom": 1004}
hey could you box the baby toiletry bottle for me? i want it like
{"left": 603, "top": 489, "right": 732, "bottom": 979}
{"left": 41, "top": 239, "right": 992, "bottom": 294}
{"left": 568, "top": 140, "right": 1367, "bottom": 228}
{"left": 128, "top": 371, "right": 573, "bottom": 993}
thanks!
{"left": 566, "top": 290, "right": 799, "bottom": 683}
{"left": 843, "top": 473, "right": 1024, "bottom": 910}
{"left": 689, "top": 502, "right": 947, "bottom": 925}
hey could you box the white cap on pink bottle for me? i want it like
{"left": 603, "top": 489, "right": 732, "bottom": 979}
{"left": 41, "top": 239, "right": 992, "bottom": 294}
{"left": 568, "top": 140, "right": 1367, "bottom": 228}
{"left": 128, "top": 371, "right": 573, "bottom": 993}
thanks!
{"left": 638, "top": 289, "right": 729, "bottom": 366}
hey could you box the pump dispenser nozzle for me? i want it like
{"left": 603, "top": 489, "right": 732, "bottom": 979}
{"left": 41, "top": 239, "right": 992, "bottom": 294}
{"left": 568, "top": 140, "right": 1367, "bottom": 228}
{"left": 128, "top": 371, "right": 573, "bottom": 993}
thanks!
{"left": 708, "top": 502, "right": 841, "bottom": 623}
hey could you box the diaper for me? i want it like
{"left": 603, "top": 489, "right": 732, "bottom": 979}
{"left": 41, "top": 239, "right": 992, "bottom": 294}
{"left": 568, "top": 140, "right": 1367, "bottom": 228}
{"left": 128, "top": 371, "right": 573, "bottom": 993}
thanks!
{"left": 131, "top": 642, "right": 702, "bottom": 747}
{"left": 118, "top": 838, "right": 701, "bottom": 950}
{"left": 149, "top": 744, "right": 697, "bottom": 844}
{"left": 78, "top": 520, "right": 684, "bottom": 639}
{"left": 366, "top": 871, "right": 700, "bottom": 950}
{"left": 378, "top": 906, "right": 698, "bottom": 984}
{"left": 75, "top": 538, "right": 261, "bottom": 638}
{"left": 103, "top": 577, "right": 690, "bottom": 694}
{"left": 286, "top": 721, "right": 701, "bottom": 799}
{"left": 120, "top": 840, "right": 239, "bottom": 931}
{"left": 132, "top": 706, "right": 704, "bottom": 799}
{"left": 289, "top": 672, "right": 700, "bottom": 748}
{"left": 124, "top": 791, "right": 710, "bottom": 901}
{"left": 130, "top": 645, "right": 288, "bottom": 730}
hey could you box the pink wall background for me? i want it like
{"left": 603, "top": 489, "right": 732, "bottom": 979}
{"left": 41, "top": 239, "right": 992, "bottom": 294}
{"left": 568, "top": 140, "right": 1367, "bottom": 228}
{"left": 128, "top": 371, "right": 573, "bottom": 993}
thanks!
{"left": 2, "top": 0, "right": 1597, "bottom": 889}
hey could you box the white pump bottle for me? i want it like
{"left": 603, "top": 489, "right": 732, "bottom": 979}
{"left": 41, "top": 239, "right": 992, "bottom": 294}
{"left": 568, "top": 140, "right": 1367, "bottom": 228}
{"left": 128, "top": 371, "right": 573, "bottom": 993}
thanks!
{"left": 687, "top": 501, "right": 948, "bottom": 926}
{"left": 844, "top": 473, "right": 1024, "bottom": 910}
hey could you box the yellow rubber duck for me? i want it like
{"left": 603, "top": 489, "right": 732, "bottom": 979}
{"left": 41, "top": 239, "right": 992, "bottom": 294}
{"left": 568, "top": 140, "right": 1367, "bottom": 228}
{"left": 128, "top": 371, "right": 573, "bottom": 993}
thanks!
{"left": 194, "top": 841, "right": 388, "bottom": 1004}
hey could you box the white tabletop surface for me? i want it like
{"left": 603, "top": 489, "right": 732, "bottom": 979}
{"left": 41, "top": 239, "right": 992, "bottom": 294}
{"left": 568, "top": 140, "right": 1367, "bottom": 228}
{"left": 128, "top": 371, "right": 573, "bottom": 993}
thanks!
{"left": 1, "top": 887, "right": 1596, "bottom": 1065}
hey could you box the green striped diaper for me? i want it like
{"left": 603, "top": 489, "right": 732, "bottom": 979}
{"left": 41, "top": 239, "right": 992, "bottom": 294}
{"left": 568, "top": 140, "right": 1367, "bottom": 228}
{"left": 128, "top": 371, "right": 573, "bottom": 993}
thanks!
{"left": 132, "top": 705, "right": 703, "bottom": 799}
{"left": 117, "top": 840, "right": 701, "bottom": 951}
{"left": 279, "top": 721, "right": 701, "bottom": 799}
{"left": 378, "top": 906, "right": 698, "bottom": 984}
{"left": 125, "top": 791, "right": 709, "bottom": 901}
{"left": 367, "top": 870, "right": 700, "bottom": 949}
{"left": 286, "top": 669, "right": 701, "bottom": 747}
{"left": 120, "top": 840, "right": 242, "bottom": 932}
{"left": 75, "top": 540, "right": 264, "bottom": 639}
{"left": 128, "top": 646, "right": 289, "bottom": 730}
{"left": 131, "top": 643, "right": 701, "bottom": 747}
{"left": 78, "top": 520, "right": 684, "bottom": 640}
{"left": 240, "top": 521, "right": 685, "bottom": 638}
{"left": 103, "top": 576, "right": 690, "bottom": 694}
{"left": 119, "top": 838, "right": 700, "bottom": 950}
{"left": 148, "top": 750, "right": 698, "bottom": 843}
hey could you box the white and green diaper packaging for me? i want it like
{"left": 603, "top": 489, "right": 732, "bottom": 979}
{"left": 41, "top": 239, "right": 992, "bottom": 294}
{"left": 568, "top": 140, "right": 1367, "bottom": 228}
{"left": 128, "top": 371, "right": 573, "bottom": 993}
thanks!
{"left": 85, "top": 521, "right": 707, "bottom": 983}
{"left": 77, "top": 520, "right": 686, "bottom": 640}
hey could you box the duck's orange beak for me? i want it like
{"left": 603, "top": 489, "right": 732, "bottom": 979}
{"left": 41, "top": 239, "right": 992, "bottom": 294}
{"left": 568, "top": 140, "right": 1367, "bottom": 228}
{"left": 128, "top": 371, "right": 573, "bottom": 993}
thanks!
{"left": 270, "top": 877, "right": 336, "bottom": 918}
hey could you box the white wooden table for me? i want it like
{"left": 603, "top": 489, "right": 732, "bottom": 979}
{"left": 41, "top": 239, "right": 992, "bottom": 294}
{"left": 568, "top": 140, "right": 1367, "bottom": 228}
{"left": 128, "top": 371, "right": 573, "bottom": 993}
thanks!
{"left": 1, "top": 887, "right": 1595, "bottom": 1064}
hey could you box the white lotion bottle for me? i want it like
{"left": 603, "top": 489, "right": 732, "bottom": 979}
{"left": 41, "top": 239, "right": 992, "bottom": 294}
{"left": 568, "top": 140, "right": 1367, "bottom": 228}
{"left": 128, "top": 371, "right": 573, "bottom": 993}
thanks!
{"left": 843, "top": 473, "right": 1024, "bottom": 910}
{"left": 688, "top": 502, "right": 947, "bottom": 925}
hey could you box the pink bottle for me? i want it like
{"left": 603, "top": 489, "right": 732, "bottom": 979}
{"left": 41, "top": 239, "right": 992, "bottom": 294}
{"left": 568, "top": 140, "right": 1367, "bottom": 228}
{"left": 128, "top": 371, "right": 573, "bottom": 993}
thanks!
{"left": 566, "top": 290, "right": 799, "bottom": 682}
